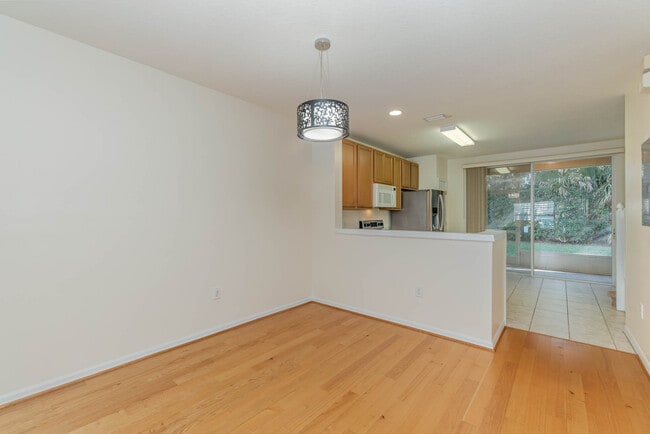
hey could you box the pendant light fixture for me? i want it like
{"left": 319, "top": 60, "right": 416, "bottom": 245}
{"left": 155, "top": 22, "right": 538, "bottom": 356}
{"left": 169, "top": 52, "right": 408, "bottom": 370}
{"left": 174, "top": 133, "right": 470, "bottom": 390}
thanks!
{"left": 297, "top": 38, "right": 349, "bottom": 142}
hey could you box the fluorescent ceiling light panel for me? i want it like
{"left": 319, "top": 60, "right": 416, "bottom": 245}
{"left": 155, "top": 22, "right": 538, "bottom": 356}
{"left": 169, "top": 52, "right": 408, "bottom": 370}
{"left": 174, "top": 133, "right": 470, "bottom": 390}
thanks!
{"left": 440, "top": 124, "right": 475, "bottom": 146}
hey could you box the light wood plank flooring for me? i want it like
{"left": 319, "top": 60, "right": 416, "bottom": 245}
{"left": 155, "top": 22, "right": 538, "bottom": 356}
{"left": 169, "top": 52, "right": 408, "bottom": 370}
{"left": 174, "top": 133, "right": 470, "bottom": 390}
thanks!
{"left": 1, "top": 302, "right": 649, "bottom": 433}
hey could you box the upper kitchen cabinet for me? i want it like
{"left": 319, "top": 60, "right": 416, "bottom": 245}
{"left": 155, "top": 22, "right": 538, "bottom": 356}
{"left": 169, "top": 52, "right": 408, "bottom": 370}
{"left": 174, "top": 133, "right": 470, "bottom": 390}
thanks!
{"left": 410, "top": 163, "right": 419, "bottom": 190}
{"left": 401, "top": 160, "right": 419, "bottom": 190}
{"left": 373, "top": 150, "right": 394, "bottom": 185}
{"left": 379, "top": 156, "right": 402, "bottom": 210}
{"left": 357, "top": 145, "right": 373, "bottom": 207}
{"left": 401, "top": 160, "right": 411, "bottom": 187}
{"left": 342, "top": 139, "right": 373, "bottom": 209}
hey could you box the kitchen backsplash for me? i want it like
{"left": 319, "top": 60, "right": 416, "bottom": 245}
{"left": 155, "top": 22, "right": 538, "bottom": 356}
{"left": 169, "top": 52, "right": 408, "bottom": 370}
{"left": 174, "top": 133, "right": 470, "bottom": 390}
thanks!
{"left": 342, "top": 209, "right": 391, "bottom": 229}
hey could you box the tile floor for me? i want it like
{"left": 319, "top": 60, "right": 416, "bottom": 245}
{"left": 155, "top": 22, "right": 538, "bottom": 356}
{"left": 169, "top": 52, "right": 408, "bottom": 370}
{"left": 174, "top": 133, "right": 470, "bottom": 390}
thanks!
{"left": 506, "top": 272, "right": 634, "bottom": 353}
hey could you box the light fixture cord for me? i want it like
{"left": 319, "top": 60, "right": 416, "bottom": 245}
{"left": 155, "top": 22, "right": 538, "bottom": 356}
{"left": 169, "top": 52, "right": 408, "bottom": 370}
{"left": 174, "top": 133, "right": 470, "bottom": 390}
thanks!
{"left": 319, "top": 49, "right": 324, "bottom": 99}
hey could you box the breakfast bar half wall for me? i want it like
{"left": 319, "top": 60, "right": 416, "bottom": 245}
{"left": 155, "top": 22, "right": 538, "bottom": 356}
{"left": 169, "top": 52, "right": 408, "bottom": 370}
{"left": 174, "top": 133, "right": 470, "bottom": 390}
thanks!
{"left": 310, "top": 141, "right": 507, "bottom": 349}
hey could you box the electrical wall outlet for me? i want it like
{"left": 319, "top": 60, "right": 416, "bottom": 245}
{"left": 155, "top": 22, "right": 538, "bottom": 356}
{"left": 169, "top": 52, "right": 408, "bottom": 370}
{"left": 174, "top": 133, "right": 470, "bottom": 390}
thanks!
{"left": 212, "top": 288, "right": 221, "bottom": 300}
{"left": 641, "top": 303, "right": 645, "bottom": 320}
{"left": 415, "top": 287, "right": 424, "bottom": 298}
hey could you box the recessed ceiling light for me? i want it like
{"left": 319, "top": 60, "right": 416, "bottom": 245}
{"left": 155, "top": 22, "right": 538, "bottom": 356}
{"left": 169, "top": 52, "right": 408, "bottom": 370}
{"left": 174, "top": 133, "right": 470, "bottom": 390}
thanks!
{"left": 389, "top": 110, "right": 403, "bottom": 116}
{"left": 424, "top": 113, "right": 450, "bottom": 122}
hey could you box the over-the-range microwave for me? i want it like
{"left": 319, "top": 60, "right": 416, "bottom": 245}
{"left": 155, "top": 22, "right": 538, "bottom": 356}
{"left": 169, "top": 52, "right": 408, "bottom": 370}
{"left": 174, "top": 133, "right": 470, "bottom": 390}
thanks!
{"left": 372, "top": 183, "right": 397, "bottom": 208}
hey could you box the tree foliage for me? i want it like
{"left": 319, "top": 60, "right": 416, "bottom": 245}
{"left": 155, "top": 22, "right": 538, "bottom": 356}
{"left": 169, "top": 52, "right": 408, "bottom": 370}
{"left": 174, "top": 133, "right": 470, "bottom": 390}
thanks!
{"left": 486, "top": 165, "right": 612, "bottom": 245}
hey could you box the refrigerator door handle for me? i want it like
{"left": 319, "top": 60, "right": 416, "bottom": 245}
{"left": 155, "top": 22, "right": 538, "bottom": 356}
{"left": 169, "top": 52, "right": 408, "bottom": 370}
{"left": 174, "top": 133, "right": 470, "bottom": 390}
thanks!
{"left": 426, "top": 191, "right": 433, "bottom": 231}
{"left": 438, "top": 194, "right": 446, "bottom": 231}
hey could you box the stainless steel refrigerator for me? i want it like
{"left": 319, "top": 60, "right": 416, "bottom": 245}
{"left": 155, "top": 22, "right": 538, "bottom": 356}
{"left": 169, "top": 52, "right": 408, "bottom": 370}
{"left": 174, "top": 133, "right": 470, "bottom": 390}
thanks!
{"left": 391, "top": 189, "right": 446, "bottom": 231}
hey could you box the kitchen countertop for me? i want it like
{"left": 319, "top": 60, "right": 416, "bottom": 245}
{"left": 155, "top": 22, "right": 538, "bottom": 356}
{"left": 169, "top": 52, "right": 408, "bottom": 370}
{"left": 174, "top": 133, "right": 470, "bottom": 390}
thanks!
{"left": 335, "top": 228, "right": 506, "bottom": 242}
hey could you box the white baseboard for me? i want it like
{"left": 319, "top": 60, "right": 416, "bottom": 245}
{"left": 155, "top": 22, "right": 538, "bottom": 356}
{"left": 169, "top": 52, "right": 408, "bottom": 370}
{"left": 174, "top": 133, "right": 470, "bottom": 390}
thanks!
{"left": 624, "top": 325, "right": 650, "bottom": 375}
{"left": 0, "top": 298, "right": 311, "bottom": 407}
{"left": 492, "top": 320, "right": 506, "bottom": 347}
{"left": 311, "top": 297, "right": 494, "bottom": 350}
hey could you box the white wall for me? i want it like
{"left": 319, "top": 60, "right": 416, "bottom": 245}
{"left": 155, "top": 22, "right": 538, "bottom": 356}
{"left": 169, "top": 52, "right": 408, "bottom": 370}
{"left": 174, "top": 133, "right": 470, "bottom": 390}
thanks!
{"left": 409, "top": 154, "right": 448, "bottom": 191}
{"left": 311, "top": 143, "right": 505, "bottom": 348}
{"left": 624, "top": 89, "right": 650, "bottom": 371}
{"left": 491, "top": 237, "right": 506, "bottom": 339}
{"left": 446, "top": 139, "right": 624, "bottom": 233}
{"left": 0, "top": 16, "right": 312, "bottom": 402}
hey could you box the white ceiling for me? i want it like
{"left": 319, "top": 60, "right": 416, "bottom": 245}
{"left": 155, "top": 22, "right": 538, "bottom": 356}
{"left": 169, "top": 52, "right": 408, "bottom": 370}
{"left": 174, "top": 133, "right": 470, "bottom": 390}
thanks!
{"left": 2, "top": 0, "right": 649, "bottom": 158}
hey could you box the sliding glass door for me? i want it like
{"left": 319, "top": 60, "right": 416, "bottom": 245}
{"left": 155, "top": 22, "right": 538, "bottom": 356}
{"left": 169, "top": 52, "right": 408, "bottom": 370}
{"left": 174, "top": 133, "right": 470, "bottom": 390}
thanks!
{"left": 532, "top": 158, "right": 612, "bottom": 279}
{"left": 486, "top": 157, "right": 613, "bottom": 281}
{"left": 486, "top": 164, "right": 532, "bottom": 271}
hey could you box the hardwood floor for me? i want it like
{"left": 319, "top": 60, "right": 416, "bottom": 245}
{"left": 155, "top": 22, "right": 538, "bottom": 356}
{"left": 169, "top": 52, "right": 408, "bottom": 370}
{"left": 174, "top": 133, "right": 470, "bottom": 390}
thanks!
{"left": 1, "top": 302, "right": 650, "bottom": 433}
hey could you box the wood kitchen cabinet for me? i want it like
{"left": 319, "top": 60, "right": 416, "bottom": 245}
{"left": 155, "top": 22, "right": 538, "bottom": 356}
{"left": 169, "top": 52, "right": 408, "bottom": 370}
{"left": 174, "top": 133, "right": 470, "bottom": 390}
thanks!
{"left": 410, "top": 163, "right": 419, "bottom": 190}
{"left": 357, "top": 145, "right": 373, "bottom": 207}
{"left": 342, "top": 139, "right": 373, "bottom": 209}
{"left": 401, "top": 159, "right": 411, "bottom": 188}
{"left": 390, "top": 157, "right": 402, "bottom": 209}
{"left": 373, "top": 150, "right": 394, "bottom": 185}
{"left": 401, "top": 160, "right": 419, "bottom": 190}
